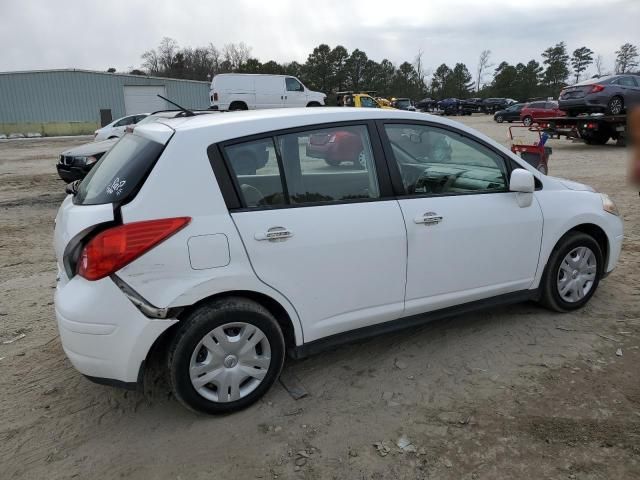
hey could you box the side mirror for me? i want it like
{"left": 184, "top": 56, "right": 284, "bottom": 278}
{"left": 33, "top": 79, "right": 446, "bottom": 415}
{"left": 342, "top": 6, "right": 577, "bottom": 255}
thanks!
{"left": 509, "top": 169, "right": 535, "bottom": 207}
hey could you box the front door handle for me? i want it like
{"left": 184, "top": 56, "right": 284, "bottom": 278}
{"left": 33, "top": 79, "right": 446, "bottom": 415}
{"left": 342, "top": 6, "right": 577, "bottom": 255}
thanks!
{"left": 414, "top": 212, "right": 443, "bottom": 225}
{"left": 255, "top": 226, "right": 293, "bottom": 241}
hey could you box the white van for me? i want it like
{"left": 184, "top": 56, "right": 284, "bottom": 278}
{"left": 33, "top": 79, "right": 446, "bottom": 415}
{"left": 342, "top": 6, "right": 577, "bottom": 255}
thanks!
{"left": 209, "top": 74, "right": 326, "bottom": 111}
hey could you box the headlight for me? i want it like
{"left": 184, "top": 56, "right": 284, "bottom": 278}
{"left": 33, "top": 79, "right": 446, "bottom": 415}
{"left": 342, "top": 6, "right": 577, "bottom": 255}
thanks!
{"left": 600, "top": 193, "right": 619, "bottom": 216}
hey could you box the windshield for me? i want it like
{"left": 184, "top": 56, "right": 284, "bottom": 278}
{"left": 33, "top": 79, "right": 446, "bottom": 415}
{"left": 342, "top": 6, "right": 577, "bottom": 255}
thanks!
{"left": 396, "top": 99, "right": 411, "bottom": 108}
{"left": 74, "top": 134, "right": 165, "bottom": 205}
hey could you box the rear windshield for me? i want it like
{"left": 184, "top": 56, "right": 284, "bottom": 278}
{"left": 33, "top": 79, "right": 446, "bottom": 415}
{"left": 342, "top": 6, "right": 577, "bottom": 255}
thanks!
{"left": 74, "top": 134, "right": 165, "bottom": 205}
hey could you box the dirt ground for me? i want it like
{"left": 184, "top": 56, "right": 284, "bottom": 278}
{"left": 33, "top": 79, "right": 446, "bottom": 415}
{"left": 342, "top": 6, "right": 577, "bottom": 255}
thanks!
{"left": 1, "top": 116, "right": 639, "bottom": 480}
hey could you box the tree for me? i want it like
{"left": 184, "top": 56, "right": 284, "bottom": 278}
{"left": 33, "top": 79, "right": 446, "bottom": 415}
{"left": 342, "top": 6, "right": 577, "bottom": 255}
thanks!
{"left": 413, "top": 50, "right": 428, "bottom": 96}
{"left": 594, "top": 54, "right": 605, "bottom": 77}
{"left": 476, "top": 50, "right": 493, "bottom": 92}
{"left": 571, "top": 46, "right": 594, "bottom": 83}
{"left": 615, "top": 43, "right": 639, "bottom": 73}
{"left": 344, "top": 49, "right": 369, "bottom": 91}
{"left": 490, "top": 61, "right": 518, "bottom": 99}
{"left": 450, "top": 63, "right": 473, "bottom": 98}
{"left": 303, "top": 44, "right": 333, "bottom": 92}
{"left": 106, "top": 67, "right": 116, "bottom": 73}
{"left": 329, "top": 46, "right": 349, "bottom": 91}
{"left": 542, "top": 42, "right": 570, "bottom": 93}
{"left": 431, "top": 63, "right": 452, "bottom": 98}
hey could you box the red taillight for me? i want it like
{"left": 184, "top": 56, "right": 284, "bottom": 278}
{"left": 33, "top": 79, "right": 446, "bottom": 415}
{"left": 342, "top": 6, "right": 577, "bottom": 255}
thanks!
{"left": 77, "top": 217, "right": 190, "bottom": 281}
{"left": 590, "top": 84, "right": 605, "bottom": 93}
{"left": 213, "top": 92, "right": 218, "bottom": 101}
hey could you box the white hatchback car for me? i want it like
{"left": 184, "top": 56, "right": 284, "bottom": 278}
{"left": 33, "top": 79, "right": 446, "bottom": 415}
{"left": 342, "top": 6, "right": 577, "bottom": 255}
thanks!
{"left": 54, "top": 108, "right": 623, "bottom": 413}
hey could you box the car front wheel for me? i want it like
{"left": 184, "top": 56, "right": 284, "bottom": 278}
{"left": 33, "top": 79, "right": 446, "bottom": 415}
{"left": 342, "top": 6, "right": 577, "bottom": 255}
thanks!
{"left": 606, "top": 96, "right": 624, "bottom": 115}
{"left": 495, "top": 115, "right": 504, "bottom": 123}
{"left": 522, "top": 116, "right": 533, "bottom": 127}
{"left": 540, "top": 232, "right": 603, "bottom": 312}
{"left": 168, "top": 297, "right": 285, "bottom": 414}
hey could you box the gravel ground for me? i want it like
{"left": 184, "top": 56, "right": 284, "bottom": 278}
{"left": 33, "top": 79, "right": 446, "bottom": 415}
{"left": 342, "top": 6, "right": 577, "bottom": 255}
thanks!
{"left": 0, "top": 116, "right": 638, "bottom": 480}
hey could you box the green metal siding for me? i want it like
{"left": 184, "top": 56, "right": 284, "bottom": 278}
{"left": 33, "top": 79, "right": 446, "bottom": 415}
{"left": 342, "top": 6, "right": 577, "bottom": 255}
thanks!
{"left": 0, "top": 70, "right": 210, "bottom": 125}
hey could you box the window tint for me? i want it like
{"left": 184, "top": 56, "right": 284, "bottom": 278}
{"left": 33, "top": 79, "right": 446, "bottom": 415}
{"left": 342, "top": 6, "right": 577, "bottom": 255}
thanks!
{"left": 75, "top": 134, "right": 164, "bottom": 205}
{"left": 384, "top": 124, "right": 508, "bottom": 195}
{"left": 277, "top": 125, "right": 379, "bottom": 204}
{"left": 529, "top": 102, "right": 545, "bottom": 108}
{"left": 285, "top": 77, "right": 303, "bottom": 92}
{"left": 223, "top": 125, "right": 380, "bottom": 208}
{"left": 617, "top": 76, "right": 637, "bottom": 87}
{"left": 225, "top": 138, "right": 286, "bottom": 208}
{"left": 545, "top": 102, "right": 558, "bottom": 109}
{"left": 359, "top": 96, "right": 379, "bottom": 108}
{"left": 114, "top": 116, "right": 136, "bottom": 127}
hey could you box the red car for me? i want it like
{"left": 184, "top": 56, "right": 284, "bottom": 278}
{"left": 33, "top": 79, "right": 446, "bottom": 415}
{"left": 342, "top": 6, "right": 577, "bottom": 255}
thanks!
{"left": 305, "top": 130, "right": 365, "bottom": 167}
{"left": 520, "top": 100, "right": 565, "bottom": 126}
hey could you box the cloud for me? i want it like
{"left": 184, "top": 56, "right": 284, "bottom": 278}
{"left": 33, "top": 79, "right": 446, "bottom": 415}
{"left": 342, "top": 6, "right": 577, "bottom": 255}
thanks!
{"left": 1, "top": 0, "right": 638, "bottom": 77}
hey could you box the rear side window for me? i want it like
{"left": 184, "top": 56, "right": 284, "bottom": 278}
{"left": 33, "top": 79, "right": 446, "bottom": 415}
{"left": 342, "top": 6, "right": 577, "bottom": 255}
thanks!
{"left": 221, "top": 125, "right": 379, "bottom": 208}
{"left": 74, "top": 134, "right": 165, "bottom": 205}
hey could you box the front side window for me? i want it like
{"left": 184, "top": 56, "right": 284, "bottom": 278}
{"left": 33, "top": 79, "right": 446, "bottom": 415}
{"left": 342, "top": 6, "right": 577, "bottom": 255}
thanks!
{"left": 285, "top": 78, "right": 304, "bottom": 92}
{"left": 114, "top": 116, "right": 136, "bottom": 127}
{"left": 384, "top": 124, "right": 508, "bottom": 195}
{"left": 222, "top": 125, "right": 379, "bottom": 208}
{"left": 359, "top": 96, "right": 379, "bottom": 108}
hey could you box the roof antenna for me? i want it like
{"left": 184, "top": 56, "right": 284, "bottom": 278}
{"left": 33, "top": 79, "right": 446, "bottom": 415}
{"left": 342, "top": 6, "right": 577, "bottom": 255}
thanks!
{"left": 157, "top": 94, "right": 195, "bottom": 117}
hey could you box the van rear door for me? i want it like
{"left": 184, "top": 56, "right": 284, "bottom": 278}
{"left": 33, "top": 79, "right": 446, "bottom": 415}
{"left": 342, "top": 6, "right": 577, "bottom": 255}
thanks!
{"left": 255, "top": 76, "right": 285, "bottom": 109}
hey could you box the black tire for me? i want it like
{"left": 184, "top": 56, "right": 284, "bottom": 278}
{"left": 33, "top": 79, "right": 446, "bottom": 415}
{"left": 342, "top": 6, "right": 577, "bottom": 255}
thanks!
{"left": 307, "top": 102, "right": 321, "bottom": 107}
{"left": 495, "top": 115, "right": 504, "bottom": 123}
{"left": 229, "top": 102, "right": 248, "bottom": 111}
{"left": 583, "top": 130, "right": 610, "bottom": 145}
{"left": 539, "top": 232, "right": 603, "bottom": 312}
{"left": 168, "top": 297, "right": 285, "bottom": 414}
{"left": 606, "top": 96, "right": 624, "bottom": 115}
{"left": 522, "top": 116, "right": 533, "bottom": 127}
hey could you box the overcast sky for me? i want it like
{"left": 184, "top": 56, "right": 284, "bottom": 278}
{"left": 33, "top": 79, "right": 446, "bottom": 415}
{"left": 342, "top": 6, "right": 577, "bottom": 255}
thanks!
{"left": 3, "top": 0, "right": 639, "bottom": 77}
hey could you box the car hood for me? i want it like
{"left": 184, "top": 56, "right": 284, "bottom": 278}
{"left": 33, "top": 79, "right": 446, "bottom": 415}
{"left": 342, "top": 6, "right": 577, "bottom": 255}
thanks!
{"left": 61, "top": 138, "right": 117, "bottom": 156}
{"left": 552, "top": 177, "right": 596, "bottom": 192}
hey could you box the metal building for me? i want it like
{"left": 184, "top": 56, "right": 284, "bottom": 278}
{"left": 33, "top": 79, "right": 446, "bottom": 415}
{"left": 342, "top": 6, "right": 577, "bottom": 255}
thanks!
{"left": 0, "top": 69, "right": 210, "bottom": 136}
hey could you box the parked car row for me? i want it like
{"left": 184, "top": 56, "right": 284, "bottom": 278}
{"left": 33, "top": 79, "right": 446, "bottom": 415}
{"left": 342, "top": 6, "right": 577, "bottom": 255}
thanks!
{"left": 493, "top": 101, "right": 565, "bottom": 126}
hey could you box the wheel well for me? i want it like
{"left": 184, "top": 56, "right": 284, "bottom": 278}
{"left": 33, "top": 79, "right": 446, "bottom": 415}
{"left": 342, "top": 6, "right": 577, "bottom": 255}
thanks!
{"left": 306, "top": 101, "right": 321, "bottom": 107}
{"left": 565, "top": 223, "right": 609, "bottom": 265}
{"left": 142, "top": 291, "right": 298, "bottom": 379}
{"left": 229, "top": 101, "right": 248, "bottom": 110}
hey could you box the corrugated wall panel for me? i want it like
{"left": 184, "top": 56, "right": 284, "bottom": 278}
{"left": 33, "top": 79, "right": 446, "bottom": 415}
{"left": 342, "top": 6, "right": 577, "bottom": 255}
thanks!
{"left": 0, "top": 70, "right": 210, "bottom": 124}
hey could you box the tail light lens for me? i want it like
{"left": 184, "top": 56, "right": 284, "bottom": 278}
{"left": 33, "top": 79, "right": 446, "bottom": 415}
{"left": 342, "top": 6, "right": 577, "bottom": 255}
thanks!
{"left": 590, "top": 84, "right": 605, "bottom": 93}
{"left": 77, "top": 217, "right": 190, "bottom": 281}
{"left": 213, "top": 92, "right": 219, "bottom": 101}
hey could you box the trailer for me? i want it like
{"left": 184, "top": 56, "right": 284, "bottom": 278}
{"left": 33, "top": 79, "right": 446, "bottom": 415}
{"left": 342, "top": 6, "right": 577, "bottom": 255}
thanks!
{"left": 536, "top": 114, "right": 627, "bottom": 146}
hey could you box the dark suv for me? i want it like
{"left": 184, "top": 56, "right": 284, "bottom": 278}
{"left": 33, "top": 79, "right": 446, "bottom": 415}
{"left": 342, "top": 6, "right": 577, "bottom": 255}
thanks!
{"left": 559, "top": 74, "right": 640, "bottom": 116}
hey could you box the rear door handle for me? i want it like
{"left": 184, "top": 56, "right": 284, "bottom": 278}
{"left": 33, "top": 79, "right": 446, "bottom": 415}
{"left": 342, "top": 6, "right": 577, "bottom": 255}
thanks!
{"left": 255, "top": 227, "right": 293, "bottom": 241}
{"left": 414, "top": 212, "right": 443, "bottom": 225}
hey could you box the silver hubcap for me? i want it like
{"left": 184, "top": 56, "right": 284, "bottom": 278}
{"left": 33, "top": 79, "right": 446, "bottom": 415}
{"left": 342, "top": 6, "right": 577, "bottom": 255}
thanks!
{"left": 189, "top": 322, "right": 271, "bottom": 403}
{"left": 557, "top": 247, "right": 597, "bottom": 303}
{"left": 610, "top": 98, "right": 622, "bottom": 114}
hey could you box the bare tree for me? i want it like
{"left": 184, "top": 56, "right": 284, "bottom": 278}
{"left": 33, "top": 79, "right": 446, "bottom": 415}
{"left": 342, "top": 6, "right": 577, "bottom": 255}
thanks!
{"left": 413, "top": 50, "right": 428, "bottom": 95}
{"left": 222, "top": 42, "right": 252, "bottom": 71}
{"left": 476, "top": 50, "right": 493, "bottom": 92}
{"left": 594, "top": 54, "right": 604, "bottom": 77}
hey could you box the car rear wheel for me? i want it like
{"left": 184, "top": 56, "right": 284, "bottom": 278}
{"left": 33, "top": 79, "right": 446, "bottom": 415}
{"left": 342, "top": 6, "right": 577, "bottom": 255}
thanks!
{"left": 495, "top": 115, "right": 504, "bottom": 123}
{"left": 606, "top": 96, "right": 624, "bottom": 115}
{"left": 168, "top": 297, "right": 285, "bottom": 414}
{"left": 522, "top": 116, "right": 533, "bottom": 127}
{"left": 539, "top": 232, "right": 602, "bottom": 312}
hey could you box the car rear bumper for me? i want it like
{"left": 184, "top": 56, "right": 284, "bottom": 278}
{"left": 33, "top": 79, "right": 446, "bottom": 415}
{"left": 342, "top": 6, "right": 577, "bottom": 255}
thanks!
{"left": 559, "top": 96, "right": 608, "bottom": 111}
{"left": 55, "top": 274, "right": 177, "bottom": 383}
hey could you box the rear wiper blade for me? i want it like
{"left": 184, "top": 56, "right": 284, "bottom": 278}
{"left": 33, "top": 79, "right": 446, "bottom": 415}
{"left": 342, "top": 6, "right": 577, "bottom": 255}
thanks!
{"left": 65, "top": 180, "right": 80, "bottom": 196}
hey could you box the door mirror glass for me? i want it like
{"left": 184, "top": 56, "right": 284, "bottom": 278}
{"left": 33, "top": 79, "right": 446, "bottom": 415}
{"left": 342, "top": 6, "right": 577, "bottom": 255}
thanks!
{"left": 509, "top": 168, "right": 534, "bottom": 193}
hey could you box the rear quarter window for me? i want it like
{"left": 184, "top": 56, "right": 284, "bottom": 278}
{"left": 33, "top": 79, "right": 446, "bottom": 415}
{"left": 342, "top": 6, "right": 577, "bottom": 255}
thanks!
{"left": 74, "top": 134, "right": 165, "bottom": 205}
